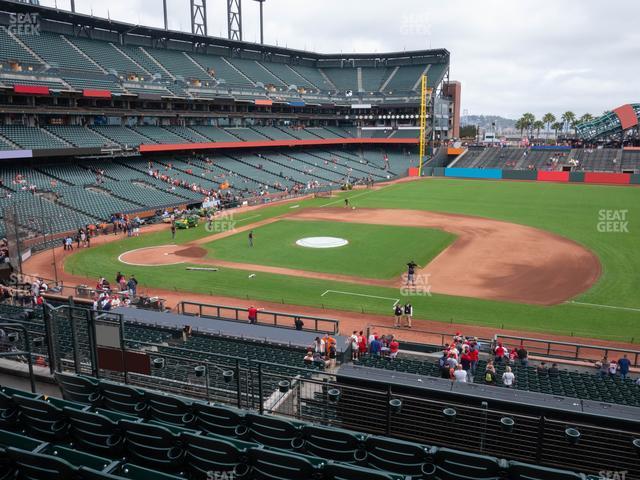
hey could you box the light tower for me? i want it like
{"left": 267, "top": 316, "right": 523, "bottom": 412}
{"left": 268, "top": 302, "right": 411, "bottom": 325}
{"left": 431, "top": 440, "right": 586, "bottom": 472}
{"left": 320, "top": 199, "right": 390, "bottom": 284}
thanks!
{"left": 227, "top": 0, "right": 242, "bottom": 41}
{"left": 254, "top": 0, "right": 265, "bottom": 44}
{"left": 191, "top": 0, "right": 208, "bottom": 36}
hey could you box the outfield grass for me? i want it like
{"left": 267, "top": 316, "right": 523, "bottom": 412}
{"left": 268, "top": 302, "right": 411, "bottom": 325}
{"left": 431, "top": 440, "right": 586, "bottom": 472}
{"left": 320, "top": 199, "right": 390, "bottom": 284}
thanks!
{"left": 64, "top": 179, "right": 640, "bottom": 342}
{"left": 205, "top": 220, "right": 454, "bottom": 279}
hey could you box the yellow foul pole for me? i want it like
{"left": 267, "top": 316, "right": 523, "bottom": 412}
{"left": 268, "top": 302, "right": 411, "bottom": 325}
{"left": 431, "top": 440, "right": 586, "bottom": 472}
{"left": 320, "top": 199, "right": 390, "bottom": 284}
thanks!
{"left": 418, "top": 74, "right": 428, "bottom": 176}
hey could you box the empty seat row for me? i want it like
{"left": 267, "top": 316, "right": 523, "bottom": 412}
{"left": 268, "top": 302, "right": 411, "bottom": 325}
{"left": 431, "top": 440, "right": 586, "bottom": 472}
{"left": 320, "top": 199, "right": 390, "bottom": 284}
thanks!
{"left": 44, "top": 374, "right": 598, "bottom": 480}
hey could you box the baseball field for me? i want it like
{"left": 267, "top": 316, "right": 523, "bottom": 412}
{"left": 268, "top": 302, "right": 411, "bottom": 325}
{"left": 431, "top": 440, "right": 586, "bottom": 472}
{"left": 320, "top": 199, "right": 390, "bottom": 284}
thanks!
{"left": 63, "top": 177, "right": 640, "bottom": 342}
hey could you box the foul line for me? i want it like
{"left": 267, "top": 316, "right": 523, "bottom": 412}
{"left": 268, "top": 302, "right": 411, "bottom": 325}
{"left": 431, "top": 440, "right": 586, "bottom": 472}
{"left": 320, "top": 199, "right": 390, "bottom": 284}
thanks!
{"left": 567, "top": 301, "right": 640, "bottom": 313}
{"left": 320, "top": 183, "right": 392, "bottom": 208}
{"left": 235, "top": 214, "right": 261, "bottom": 223}
{"left": 321, "top": 289, "right": 399, "bottom": 306}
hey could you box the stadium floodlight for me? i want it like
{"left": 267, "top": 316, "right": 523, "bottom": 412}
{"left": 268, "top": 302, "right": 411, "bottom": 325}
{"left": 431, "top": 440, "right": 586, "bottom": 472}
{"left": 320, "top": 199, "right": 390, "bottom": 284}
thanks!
{"left": 253, "top": 0, "right": 266, "bottom": 44}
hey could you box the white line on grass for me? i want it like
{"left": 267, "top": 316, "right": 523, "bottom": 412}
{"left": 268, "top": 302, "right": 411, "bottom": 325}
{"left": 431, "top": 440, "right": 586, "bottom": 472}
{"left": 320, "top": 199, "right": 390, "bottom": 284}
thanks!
{"left": 321, "top": 289, "right": 400, "bottom": 306}
{"left": 320, "top": 184, "right": 392, "bottom": 208}
{"left": 567, "top": 301, "right": 640, "bottom": 313}
{"left": 235, "top": 214, "right": 261, "bottom": 223}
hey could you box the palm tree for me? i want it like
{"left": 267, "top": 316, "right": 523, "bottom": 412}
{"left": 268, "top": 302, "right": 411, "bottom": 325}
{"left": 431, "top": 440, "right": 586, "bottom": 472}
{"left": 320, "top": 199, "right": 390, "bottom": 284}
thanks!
{"left": 561, "top": 111, "right": 576, "bottom": 133}
{"left": 533, "top": 120, "right": 545, "bottom": 140}
{"left": 542, "top": 113, "right": 556, "bottom": 139}
{"left": 522, "top": 113, "right": 535, "bottom": 135}
{"left": 551, "top": 121, "right": 563, "bottom": 140}
{"left": 515, "top": 118, "right": 525, "bottom": 136}
{"left": 579, "top": 113, "right": 594, "bottom": 124}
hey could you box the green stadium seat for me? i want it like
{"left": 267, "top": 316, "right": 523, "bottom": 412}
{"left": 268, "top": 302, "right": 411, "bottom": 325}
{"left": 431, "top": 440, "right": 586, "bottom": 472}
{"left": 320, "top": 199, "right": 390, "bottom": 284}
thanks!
{"left": 80, "top": 463, "right": 186, "bottom": 480}
{"left": 63, "top": 407, "right": 125, "bottom": 457}
{"left": 119, "top": 420, "right": 184, "bottom": 471}
{"left": 324, "top": 462, "right": 405, "bottom": 480}
{"left": 364, "top": 435, "right": 432, "bottom": 478}
{"left": 192, "top": 402, "right": 246, "bottom": 437}
{"left": 507, "top": 461, "right": 588, "bottom": 480}
{"left": 243, "top": 412, "right": 305, "bottom": 450}
{"left": 98, "top": 381, "right": 147, "bottom": 417}
{"left": 144, "top": 391, "right": 196, "bottom": 427}
{"left": 301, "top": 424, "right": 367, "bottom": 463}
{"left": 181, "top": 431, "right": 252, "bottom": 479}
{"left": 433, "top": 447, "right": 504, "bottom": 480}
{"left": 247, "top": 447, "right": 322, "bottom": 480}
{"left": 55, "top": 372, "right": 101, "bottom": 405}
{"left": 11, "top": 395, "right": 69, "bottom": 442}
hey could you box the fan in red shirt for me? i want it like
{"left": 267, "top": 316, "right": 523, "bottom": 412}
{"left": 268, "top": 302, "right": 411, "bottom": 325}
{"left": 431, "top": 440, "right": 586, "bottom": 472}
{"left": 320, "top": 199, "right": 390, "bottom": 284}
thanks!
{"left": 389, "top": 337, "right": 400, "bottom": 359}
{"left": 494, "top": 342, "right": 506, "bottom": 363}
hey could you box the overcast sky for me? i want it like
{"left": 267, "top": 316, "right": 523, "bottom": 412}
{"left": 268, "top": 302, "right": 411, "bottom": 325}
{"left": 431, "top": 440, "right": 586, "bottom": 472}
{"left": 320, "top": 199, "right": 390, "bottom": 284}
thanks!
{"left": 38, "top": 0, "right": 640, "bottom": 119}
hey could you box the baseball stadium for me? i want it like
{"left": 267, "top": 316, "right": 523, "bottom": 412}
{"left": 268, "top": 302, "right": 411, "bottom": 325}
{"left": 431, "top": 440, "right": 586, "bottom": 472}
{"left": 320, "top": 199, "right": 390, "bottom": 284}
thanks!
{"left": 0, "top": 1, "right": 638, "bottom": 479}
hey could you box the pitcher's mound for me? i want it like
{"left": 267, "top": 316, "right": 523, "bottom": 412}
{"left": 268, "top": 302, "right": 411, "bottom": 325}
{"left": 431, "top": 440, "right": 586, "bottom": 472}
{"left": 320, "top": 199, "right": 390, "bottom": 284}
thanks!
{"left": 119, "top": 244, "right": 206, "bottom": 266}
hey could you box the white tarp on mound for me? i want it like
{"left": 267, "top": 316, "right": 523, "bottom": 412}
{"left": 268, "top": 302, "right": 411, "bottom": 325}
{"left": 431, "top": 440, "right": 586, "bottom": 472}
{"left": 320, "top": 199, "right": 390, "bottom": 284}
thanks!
{"left": 295, "top": 237, "right": 348, "bottom": 249}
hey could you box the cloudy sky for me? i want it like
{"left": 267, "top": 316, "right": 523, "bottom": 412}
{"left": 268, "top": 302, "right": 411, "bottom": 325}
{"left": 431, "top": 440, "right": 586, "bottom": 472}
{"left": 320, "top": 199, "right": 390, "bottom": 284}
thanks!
{"left": 38, "top": 0, "right": 640, "bottom": 119}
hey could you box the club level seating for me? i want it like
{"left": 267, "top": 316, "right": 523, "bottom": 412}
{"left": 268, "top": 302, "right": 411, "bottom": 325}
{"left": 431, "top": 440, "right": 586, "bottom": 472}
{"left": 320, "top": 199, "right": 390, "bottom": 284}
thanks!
{"left": 259, "top": 62, "right": 312, "bottom": 89}
{"left": 226, "top": 58, "right": 285, "bottom": 87}
{"left": 43, "top": 126, "right": 116, "bottom": 148}
{"left": 89, "top": 126, "right": 158, "bottom": 146}
{"left": 63, "top": 76, "right": 126, "bottom": 93}
{"left": 130, "top": 126, "right": 188, "bottom": 144}
{"left": 116, "top": 45, "right": 166, "bottom": 78}
{"left": 250, "top": 126, "right": 297, "bottom": 140}
{"left": 361, "top": 67, "right": 393, "bottom": 92}
{"left": 0, "top": 76, "right": 68, "bottom": 89}
{"left": 384, "top": 64, "right": 427, "bottom": 93}
{"left": 574, "top": 148, "right": 622, "bottom": 172}
{"left": 321, "top": 67, "right": 358, "bottom": 92}
{"left": 144, "top": 47, "right": 212, "bottom": 83}
{"left": 0, "top": 125, "right": 70, "bottom": 149}
{"left": 355, "top": 356, "right": 640, "bottom": 407}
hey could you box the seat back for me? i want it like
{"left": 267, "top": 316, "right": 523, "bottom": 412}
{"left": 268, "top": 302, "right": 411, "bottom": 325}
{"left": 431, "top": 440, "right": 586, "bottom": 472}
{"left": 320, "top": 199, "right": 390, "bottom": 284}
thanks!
{"left": 64, "top": 407, "right": 123, "bottom": 456}
{"left": 0, "top": 428, "right": 43, "bottom": 451}
{"left": 248, "top": 448, "right": 320, "bottom": 480}
{"left": 434, "top": 447, "right": 503, "bottom": 480}
{"left": 145, "top": 391, "right": 194, "bottom": 426}
{"left": 507, "top": 461, "right": 586, "bottom": 480}
{"left": 81, "top": 463, "right": 186, "bottom": 480}
{"left": 193, "top": 403, "right": 246, "bottom": 437}
{"left": 120, "top": 419, "right": 184, "bottom": 471}
{"left": 6, "top": 447, "right": 78, "bottom": 480}
{"left": 54, "top": 372, "right": 101, "bottom": 405}
{"left": 181, "top": 431, "right": 250, "bottom": 478}
{"left": 0, "top": 390, "right": 18, "bottom": 430}
{"left": 323, "top": 462, "right": 405, "bottom": 480}
{"left": 12, "top": 395, "right": 68, "bottom": 442}
{"left": 364, "top": 436, "right": 432, "bottom": 477}
{"left": 301, "top": 424, "right": 366, "bottom": 463}
{"left": 245, "top": 413, "right": 303, "bottom": 450}
{"left": 99, "top": 381, "right": 147, "bottom": 416}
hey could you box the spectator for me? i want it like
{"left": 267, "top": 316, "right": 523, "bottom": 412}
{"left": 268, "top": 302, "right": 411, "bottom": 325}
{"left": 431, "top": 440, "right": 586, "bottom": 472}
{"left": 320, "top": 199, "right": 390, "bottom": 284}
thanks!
{"left": 502, "top": 366, "right": 515, "bottom": 388}
{"left": 313, "top": 336, "right": 325, "bottom": 356}
{"left": 469, "top": 341, "right": 480, "bottom": 375}
{"left": 403, "top": 302, "right": 413, "bottom": 328}
{"left": 548, "top": 363, "right": 560, "bottom": 377}
{"left": 537, "top": 362, "right": 548, "bottom": 376}
{"left": 247, "top": 305, "right": 259, "bottom": 324}
{"left": 348, "top": 331, "right": 359, "bottom": 361}
{"left": 358, "top": 330, "right": 367, "bottom": 358}
{"left": 303, "top": 350, "right": 313, "bottom": 366}
{"left": 440, "top": 361, "right": 452, "bottom": 379}
{"left": 484, "top": 362, "right": 497, "bottom": 385}
{"left": 597, "top": 357, "right": 608, "bottom": 377}
{"left": 389, "top": 336, "right": 399, "bottom": 360}
{"left": 516, "top": 345, "right": 529, "bottom": 367}
{"left": 327, "top": 337, "right": 337, "bottom": 367}
{"left": 460, "top": 348, "right": 472, "bottom": 372}
{"left": 446, "top": 353, "right": 458, "bottom": 370}
{"left": 293, "top": 317, "right": 304, "bottom": 331}
{"left": 453, "top": 364, "right": 468, "bottom": 383}
{"left": 127, "top": 276, "right": 138, "bottom": 297}
{"left": 494, "top": 342, "right": 506, "bottom": 363}
{"left": 369, "top": 336, "right": 381, "bottom": 356}
{"left": 618, "top": 354, "right": 631, "bottom": 380}
{"left": 608, "top": 359, "right": 618, "bottom": 377}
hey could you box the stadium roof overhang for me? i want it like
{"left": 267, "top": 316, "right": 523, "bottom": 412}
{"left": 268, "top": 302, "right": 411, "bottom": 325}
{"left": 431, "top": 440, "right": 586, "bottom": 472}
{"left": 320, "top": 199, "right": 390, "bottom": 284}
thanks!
{"left": 0, "top": 1, "right": 449, "bottom": 64}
